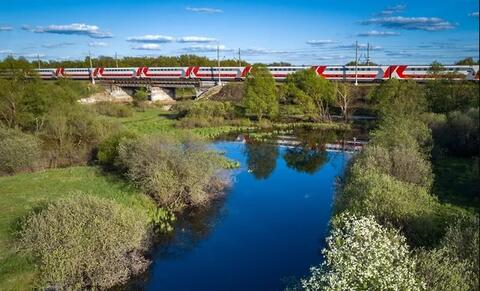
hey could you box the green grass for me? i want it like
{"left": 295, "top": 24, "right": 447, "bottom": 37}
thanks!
{"left": 0, "top": 166, "right": 156, "bottom": 290}
{"left": 433, "top": 156, "right": 479, "bottom": 211}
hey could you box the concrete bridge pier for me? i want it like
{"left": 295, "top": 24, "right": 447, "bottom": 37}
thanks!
{"left": 149, "top": 87, "right": 176, "bottom": 104}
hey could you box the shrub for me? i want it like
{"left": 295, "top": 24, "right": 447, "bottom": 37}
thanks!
{"left": 415, "top": 214, "right": 479, "bottom": 291}
{"left": 18, "top": 195, "right": 152, "bottom": 290}
{"left": 94, "top": 102, "right": 133, "bottom": 118}
{"left": 97, "top": 130, "right": 138, "bottom": 169}
{"left": 302, "top": 213, "right": 421, "bottom": 290}
{"left": 356, "top": 145, "right": 433, "bottom": 188}
{"left": 337, "top": 166, "right": 441, "bottom": 246}
{"left": 244, "top": 64, "right": 279, "bottom": 120}
{"left": 117, "top": 134, "right": 229, "bottom": 210}
{"left": 0, "top": 127, "right": 41, "bottom": 174}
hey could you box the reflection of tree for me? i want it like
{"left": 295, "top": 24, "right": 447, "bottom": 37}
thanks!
{"left": 244, "top": 142, "right": 279, "bottom": 179}
{"left": 283, "top": 147, "right": 328, "bottom": 174}
{"left": 292, "top": 128, "right": 339, "bottom": 150}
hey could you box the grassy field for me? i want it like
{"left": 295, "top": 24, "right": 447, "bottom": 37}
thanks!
{"left": 0, "top": 166, "right": 156, "bottom": 290}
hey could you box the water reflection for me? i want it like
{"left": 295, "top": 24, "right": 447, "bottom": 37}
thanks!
{"left": 244, "top": 142, "right": 279, "bottom": 179}
{"left": 283, "top": 148, "right": 328, "bottom": 174}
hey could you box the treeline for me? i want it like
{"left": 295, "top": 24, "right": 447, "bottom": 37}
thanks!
{"left": 302, "top": 79, "right": 479, "bottom": 290}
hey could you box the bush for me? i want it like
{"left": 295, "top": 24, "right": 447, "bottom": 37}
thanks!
{"left": 302, "top": 213, "right": 421, "bottom": 290}
{"left": 41, "top": 104, "right": 121, "bottom": 167}
{"left": 415, "top": 214, "right": 479, "bottom": 291}
{"left": 94, "top": 102, "right": 133, "bottom": 118}
{"left": 18, "top": 195, "right": 152, "bottom": 290}
{"left": 337, "top": 166, "right": 441, "bottom": 246}
{"left": 117, "top": 134, "right": 229, "bottom": 210}
{"left": 97, "top": 130, "right": 138, "bottom": 169}
{"left": 425, "top": 80, "right": 479, "bottom": 114}
{"left": 356, "top": 145, "right": 433, "bottom": 188}
{"left": 0, "top": 127, "right": 41, "bottom": 174}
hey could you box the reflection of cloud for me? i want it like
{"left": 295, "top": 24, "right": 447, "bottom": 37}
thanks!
{"left": 469, "top": 12, "right": 479, "bottom": 17}
{"left": 357, "top": 30, "right": 399, "bottom": 37}
{"left": 132, "top": 44, "right": 162, "bottom": 50}
{"left": 0, "top": 26, "right": 13, "bottom": 31}
{"left": 186, "top": 6, "right": 223, "bottom": 14}
{"left": 361, "top": 16, "right": 455, "bottom": 31}
{"left": 306, "top": 40, "right": 336, "bottom": 46}
{"left": 126, "top": 34, "right": 174, "bottom": 43}
{"left": 183, "top": 44, "right": 233, "bottom": 52}
{"left": 88, "top": 41, "right": 108, "bottom": 47}
{"left": 41, "top": 42, "right": 75, "bottom": 48}
{"left": 23, "top": 23, "right": 113, "bottom": 38}
{"left": 177, "top": 36, "right": 217, "bottom": 43}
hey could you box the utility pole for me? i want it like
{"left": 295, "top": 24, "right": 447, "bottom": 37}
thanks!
{"left": 238, "top": 48, "right": 241, "bottom": 66}
{"left": 217, "top": 45, "right": 222, "bottom": 86}
{"left": 115, "top": 52, "right": 119, "bottom": 68}
{"left": 366, "top": 43, "right": 370, "bottom": 66}
{"left": 89, "top": 50, "right": 95, "bottom": 85}
{"left": 354, "top": 41, "right": 358, "bottom": 86}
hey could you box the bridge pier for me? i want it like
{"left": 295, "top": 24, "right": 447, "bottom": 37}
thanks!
{"left": 149, "top": 87, "right": 176, "bottom": 104}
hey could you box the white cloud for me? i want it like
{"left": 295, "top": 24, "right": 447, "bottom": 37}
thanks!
{"left": 24, "top": 23, "right": 113, "bottom": 38}
{"left": 183, "top": 44, "right": 232, "bottom": 52}
{"left": 242, "top": 48, "right": 289, "bottom": 55}
{"left": 357, "top": 30, "right": 399, "bottom": 37}
{"left": 378, "top": 4, "right": 406, "bottom": 16}
{"left": 186, "top": 7, "right": 223, "bottom": 14}
{"left": 126, "top": 34, "right": 174, "bottom": 43}
{"left": 336, "top": 43, "right": 383, "bottom": 50}
{"left": 361, "top": 16, "right": 456, "bottom": 31}
{"left": 0, "top": 26, "right": 13, "bottom": 31}
{"left": 0, "top": 49, "right": 13, "bottom": 54}
{"left": 131, "top": 43, "right": 162, "bottom": 50}
{"left": 306, "top": 40, "right": 336, "bottom": 46}
{"left": 177, "top": 36, "right": 217, "bottom": 43}
{"left": 41, "top": 42, "right": 75, "bottom": 48}
{"left": 469, "top": 12, "right": 479, "bottom": 17}
{"left": 88, "top": 41, "right": 108, "bottom": 47}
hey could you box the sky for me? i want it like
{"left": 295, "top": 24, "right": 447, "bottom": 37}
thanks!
{"left": 0, "top": 0, "right": 478, "bottom": 65}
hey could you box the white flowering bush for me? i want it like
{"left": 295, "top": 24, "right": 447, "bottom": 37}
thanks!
{"left": 302, "top": 213, "right": 423, "bottom": 290}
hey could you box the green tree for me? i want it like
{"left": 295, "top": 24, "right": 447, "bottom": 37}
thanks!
{"left": 243, "top": 64, "right": 278, "bottom": 120}
{"left": 455, "top": 57, "right": 479, "bottom": 65}
{"left": 283, "top": 69, "right": 335, "bottom": 121}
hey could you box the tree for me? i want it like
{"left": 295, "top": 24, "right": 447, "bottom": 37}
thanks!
{"left": 283, "top": 69, "right": 335, "bottom": 121}
{"left": 370, "top": 79, "right": 427, "bottom": 119}
{"left": 302, "top": 213, "right": 421, "bottom": 290}
{"left": 243, "top": 64, "right": 278, "bottom": 120}
{"left": 428, "top": 61, "right": 445, "bottom": 77}
{"left": 333, "top": 82, "right": 354, "bottom": 122}
{"left": 455, "top": 57, "right": 479, "bottom": 65}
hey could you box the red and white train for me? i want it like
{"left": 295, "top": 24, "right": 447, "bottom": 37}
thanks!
{"left": 34, "top": 65, "right": 479, "bottom": 82}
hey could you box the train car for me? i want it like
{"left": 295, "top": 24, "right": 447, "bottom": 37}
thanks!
{"left": 268, "top": 66, "right": 309, "bottom": 80}
{"left": 190, "top": 66, "right": 250, "bottom": 80}
{"left": 93, "top": 67, "right": 138, "bottom": 79}
{"left": 391, "top": 65, "right": 479, "bottom": 81}
{"left": 35, "top": 68, "right": 57, "bottom": 80}
{"left": 318, "top": 66, "right": 383, "bottom": 81}
{"left": 143, "top": 67, "right": 187, "bottom": 79}
{"left": 62, "top": 68, "right": 91, "bottom": 80}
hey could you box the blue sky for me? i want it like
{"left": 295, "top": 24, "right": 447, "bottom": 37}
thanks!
{"left": 0, "top": 0, "right": 478, "bottom": 64}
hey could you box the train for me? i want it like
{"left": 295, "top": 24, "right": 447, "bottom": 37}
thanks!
{"left": 31, "top": 65, "right": 480, "bottom": 82}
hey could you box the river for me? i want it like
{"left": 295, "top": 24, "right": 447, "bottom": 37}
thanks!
{"left": 141, "top": 132, "right": 352, "bottom": 291}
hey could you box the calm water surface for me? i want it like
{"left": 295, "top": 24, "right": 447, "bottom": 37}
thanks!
{"left": 143, "top": 140, "right": 350, "bottom": 291}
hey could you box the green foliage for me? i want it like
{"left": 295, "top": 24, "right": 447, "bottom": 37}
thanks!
{"left": 430, "top": 108, "right": 479, "bottom": 157}
{"left": 97, "top": 130, "right": 138, "bottom": 168}
{"left": 302, "top": 213, "right": 421, "bottom": 290}
{"left": 370, "top": 79, "right": 427, "bottom": 119}
{"left": 425, "top": 80, "right": 479, "bottom": 113}
{"left": 174, "top": 100, "right": 239, "bottom": 128}
{"left": 244, "top": 64, "right": 279, "bottom": 119}
{"left": 455, "top": 57, "right": 479, "bottom": 65}
{"left": 147, "top": 208, "right": 176, "bottom": 232}
{"left": 282, "top": 69, "right": 334, "bottom": 121}
{"left": 18, "top": 195, "right": 152, "bottom": 290}
{"left": 0, "top": 127, "right": 41, "bottom": 175}
{"left": 94, "top": 102, "right": 134, "bottom": 117}
{"left": 117, "top": 134, "right": 229, "bottom": 210}
{"left": 415, "top": 214, "right": 479, "bottom": 291}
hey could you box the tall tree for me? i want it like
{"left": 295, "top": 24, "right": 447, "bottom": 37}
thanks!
{"left": 334, "top": 82, "right": 355, "bottom": 122}
{"left": 243, "top": 64, "right": 278, "bottom": 120}
{"left": 283, "top": 69, "right": 335, "bottom": 121}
